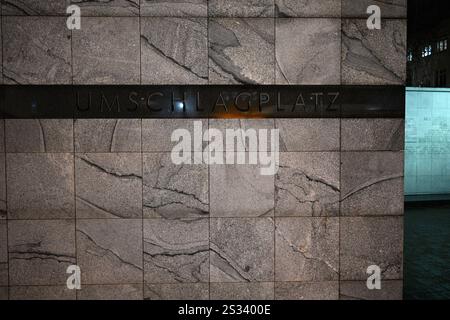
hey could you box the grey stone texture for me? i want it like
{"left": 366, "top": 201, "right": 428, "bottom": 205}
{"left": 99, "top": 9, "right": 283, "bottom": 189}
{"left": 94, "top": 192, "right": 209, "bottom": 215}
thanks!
{"left": 77, "top": 219, "right": 143, "bottom": 284}
{"left": 9, "top": 286, "right": 76, "bottom": 300}
{"left": 276, "top": 0, "right": 341, "bottom": 17}
{"left": 276, "top": 18, "right": 340, "bottom": 84}
{"left": 342, "top": 19, "right": 407, "bottom": 85}
{"left": 143, "top": 218, "right": 209, "bottom": 283}
{"left": 141, "top": 0, "right": 208, "bottom": 17}
{"left": 2, "top": 0, "right": 69, "bottom": 15}
{"left": 209, "top": 0, "right": 274, "bottom": 17}
{"left": 144, "top": 283, "right": 209, "bottom": 300}
{"left": 2, "top": 17, "right": 71, "bottom": 84}
{"left": 75, "top": 153, "right": 142, "bottom": 219}
{"left": 210, "top": 282, "right": 274, "bottom": 300}
{"left": 78, "top": 284, "right": 143, "bottom": 300}
{"left": 7, "top": 153, "right": 75, "bottom": 219}
{"left": 0, "top": 221, "right": 7, "bottom": 286}
{"left": 8, "top": 220, "right": 76, "bottom": 286}
{"left": 341, "top": 152, "right": 404, "bottom": 216}
{"left": 143, "top": 153, "right": 208, "bottom": 218}
{"left": 72, "top": 18, "right": 140, "bottom": 84}
{"left": 70, "top": 0, "right": 140, "bottom": 16}
{"left": 209, "top": 18, "right": 275, "bottom": 84}
{"left": 340, "top": 217, "right": 403, "bottom": 281}
{"left": 275, "top": 153, "right": 340, "bottom": 217}
{"left": 275, "top": 281, "right": 339, "bottom": 300}
{"left": 141, "top": 17, "right": 208, "bottom": 84}
{"left": 340, "top": 280, "right": 403, "bottom": 300}
{"left": 342, "top": 0, "right": 407, "bottom": 18}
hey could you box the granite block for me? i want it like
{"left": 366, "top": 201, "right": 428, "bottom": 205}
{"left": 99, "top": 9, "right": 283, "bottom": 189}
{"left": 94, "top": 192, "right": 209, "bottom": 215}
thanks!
{"left": 210, "top": 282, "right": 274, "bottom": 300}
{"left": 209, "top": 18, "right": 275, "bottom": 84}
{"left": 342, "top": 0, "right": 407, "bottom": 18}
{"left": 70, "top": 0, "right": 139, "bottom": 16}
{"left": 276, "top": 18, "right": 340, "bottom": 84}
{"left": 341, "top": 152, "right": 404, "bottom": 216}
{"left": 72, "top": 18, "right": 140, "bottom": 84}
{"left": 341, "top": 119, "right": 405, "bottom": 151}
{"left": 8, "top": 220, "right": 76, "bottom": 286}
{"left": 143, "top": 153, "right": 208, "bottom": 219}
{"left": 275, "top": 119, "right": 340, "bottom": 152}
{"left": 142, "top": 119, "right": 207, "bottom": 152}
{"left": 275, "top": 217, "right": 339, "bottom": 281}
{"left": 275, "top": 0, "right": 341, "bottom": 17}
{"left": 210, "top": 155, "right": 274, "bottom": 217}
{"left": 144, "top": 283, "right": 209, "bottom": 300}
{"left": 78, "top": 284, "right": 143, "bottom": 300}
{"left": 2, "top": 0, "right": 68, "bottom": 15}
{"left": 140, "top": 0, "right": 207, "bottom": 17}
{"left": 275, "top": 281, "right": 339, "bottom": 300}
{"left": 143, "top": 218, "right": 209, "bottom": 283}
{"left": 2, "top": 17, "right": 71, "bottom": 84}
{"left": 340, "top": 217, "right": 403, "bottom": 281}
{"left": 342, "top": 19, "right": 407, "bottom": 85}
{"left": 340, "top": 280, "right": 403, "bottom": 300}
{"left": 7, "top": 153, "right": 75, "bottom": 219}
{"left": 275, "top": 152, "right": 340, "bottom": 217}
{"left": 209, "top": 0, "right": 274, "bottom": 17}
{"left": 210, "top": 218, "right": 274, "bottom": 282}
{"left": 75, "top": 153, "right": 142, "bottom": 219}
{"left": 10, "top": 286, "right": 76, "bottom": 300}
{"left": 5, "top": 119, "right": 73, "bottom": 153}
{"left": 74, "top": 119, "right": 141, "bottom": 152}
{"left": 141, "top": 17, "right": 208, "bottom": 84}
{"left": 0, "top": 221, "right": 7, "bottom": 286}
{"left": 77, "top": 219, "right": 143, "bottom": 284}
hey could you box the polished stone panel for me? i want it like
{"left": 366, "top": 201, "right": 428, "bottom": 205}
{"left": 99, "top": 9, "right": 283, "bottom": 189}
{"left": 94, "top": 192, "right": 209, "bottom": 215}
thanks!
{"left": 276, "top": 18, "right": 340, "bottom": 84}
{"left": 0, "top": 121, "right": 4, "bottom": 152}
{"left": 144, "top": 283, "right": 209, "bottom": 300}
{"left": 341, "top": 152, "right": 403, "bottom": 216}
{"left": 141, "top": 18, "right": 208, "bottom": 84}
{"left": 340, "top": 280, "right": 403, "bottom": 300}
{"left": 3, "top": 17, "right": 71, "bottom": 84}
{"left": 0, "top": 154, "right": 5, "bottom": 219}
{"left": 10, "top": 286, "right": 76, "bottom": 300}
{"left": 141, "top": 0, "right": 207, "bottom": 17}
{"left": 8, "top": 220, "right": 76, "bottom": 286}
{"left": 74, "top": 119, "right": 141, "bottom": 152}
{"left": 73, "top": 18, "right": 140, "bottom": 84}
{"left": 70, "top": 0, "right": 139, "bottom": 16}
{"left": 7, "top": 153, "right": 75, "bottom": 219}
{"left": 5, "top": 120, "right": 73, "bottom": 153}
{"left": 142, "top": 119, "right": 207, "bottom": 152}
{"left": 275, "top": 119, "right": 340, "bottom": 151}
{"left": 77, "top": 219, "right": 143, "bottom": 284}
{"left": 275, "top": 281, "right": 338, "bottom": 300}
{"left": 340, "top": 217, "right": 403, "bottom": 280}
{"left": 209, "top": 18, "right": 274, "bottom": 84}
{"left": 2, "top": 0, "right": 68, "bottom": 15}
{"left": 275, "top": 0, "right": 341, "bottom": 17}
{"left": 208, "top": 119, "right": 275, "bottom": 152}
{"left": 342, "top": 119, "right": 405, "bottom": 151}
{"left": 342, "top": 19, "right": 406, "bottom": 85}
{"left": 210, "top": 218, "right": 274, "bottom": 282}
{"left": 210, "top": 156, "right": 274, "bottom": 217}
{"left": 75, "top": 153, "right": 142, "bottom": 219}
{"left": 78, "top": 284, "right": 143, "bottom": 300}
{"left": 342, "top": 0, "right": 407, "bottom": 18}
{"left": 143, "top": 218, "right": 209, "bottom": 283}
{"left": 0, "top": 221, "right": 7, "bottom": 286}
{"left": 143, "top": 153, "right": 208, "bottom": 219}
{"left": 275, "top": 153, "right": 340, "bottom": 217}
{"left": 210, "top": 282, "right": 274, "bottom": 300}
{"left": 275, "top": 217, "right": 339, "bottom": 281}
{"left": 209, "top": 0, "right": 274, "bottom": 17}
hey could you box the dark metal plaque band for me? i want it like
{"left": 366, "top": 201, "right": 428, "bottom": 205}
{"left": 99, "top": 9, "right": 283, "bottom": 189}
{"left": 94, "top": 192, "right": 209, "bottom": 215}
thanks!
{"left": 0, "top": 85, "right": 405, "bottom": 119}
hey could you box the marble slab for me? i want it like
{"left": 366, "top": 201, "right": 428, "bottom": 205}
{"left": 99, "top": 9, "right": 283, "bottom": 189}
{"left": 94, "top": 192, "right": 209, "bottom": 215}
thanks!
{"left": 275, "top": 281, "right": 338, "bottom": 300}
{"left": 141, "top": 0, "right": 208, "bottom": 17}
{"left": 78, "top": 284, "right": 143, "bottom": 300}
{"left": 209, "top": 0, "right": 274, "bottom": 17}
{"left": 210, "top": 282, "right": 274, "bottom": 300}
{"left": 340, "top": 280, "right": 403, "bottom": 300}
{"left": 275, "top": 0, "right": 341, "bottom": 17}
{"left": 144, "top": 283, "right": 209, "bottom": 300}
{"left": 342, "top": 0, "right": 407, "bottom": 18}
{"left": 2, "top": 0, "right": 68, "bottom": 15}
{"left": 70, "top": 0, "right": 139, "bottom": 16}
{"left": 9, "top": 286, "right": 76, "bottom": 300}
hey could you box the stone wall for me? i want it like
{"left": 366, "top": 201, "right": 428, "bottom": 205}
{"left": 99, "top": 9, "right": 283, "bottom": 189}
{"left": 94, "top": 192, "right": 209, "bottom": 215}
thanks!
{"left": 0, "top": 0, "right": 406, "bottom": 300}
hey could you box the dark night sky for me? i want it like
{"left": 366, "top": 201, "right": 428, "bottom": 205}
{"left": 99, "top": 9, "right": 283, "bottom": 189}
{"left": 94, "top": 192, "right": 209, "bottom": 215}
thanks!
{"left": 408, "top": 0, "right": 450, "bottom": 33}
